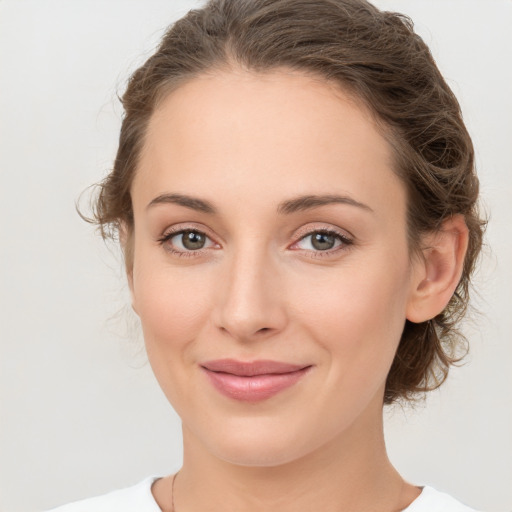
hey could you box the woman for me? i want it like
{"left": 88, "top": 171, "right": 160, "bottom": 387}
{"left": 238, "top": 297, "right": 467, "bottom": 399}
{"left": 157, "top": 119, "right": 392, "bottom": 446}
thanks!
{"left": 49, "top": 0, "right": 483, "bottom": 510}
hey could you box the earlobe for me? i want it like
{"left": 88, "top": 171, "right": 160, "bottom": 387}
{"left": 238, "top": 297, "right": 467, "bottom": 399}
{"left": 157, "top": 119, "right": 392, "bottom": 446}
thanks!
{"left": 406, "top": 215, "right": 469, "bottom": 323}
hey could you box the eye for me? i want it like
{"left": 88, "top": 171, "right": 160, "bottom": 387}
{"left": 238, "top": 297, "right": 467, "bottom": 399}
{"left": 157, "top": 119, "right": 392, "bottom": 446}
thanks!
{"left": 293, "top": 229, "right": 352, "bottom": 254}
{"left": 158, "top": 228, "right": 217, "bottom": 255}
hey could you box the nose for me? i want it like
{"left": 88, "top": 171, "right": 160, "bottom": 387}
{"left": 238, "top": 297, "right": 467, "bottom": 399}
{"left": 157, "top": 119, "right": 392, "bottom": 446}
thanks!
{"left": 213, "top": 245, "right": 288, "bottom": 342}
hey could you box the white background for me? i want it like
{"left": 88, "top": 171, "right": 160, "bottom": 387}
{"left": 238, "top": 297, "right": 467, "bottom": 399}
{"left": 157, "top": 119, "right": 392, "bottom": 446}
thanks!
{"left": 0, "top": 1, "right": 510, "bottom": 510}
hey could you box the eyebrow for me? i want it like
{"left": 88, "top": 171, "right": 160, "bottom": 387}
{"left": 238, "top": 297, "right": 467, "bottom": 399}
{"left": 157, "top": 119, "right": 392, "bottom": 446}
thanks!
{"left": 277, "top": 194, "right": 373, "bottom": 215}
{"left": 147, "top": 193, "right": 216, "bottom": 213}
{"left": 147, "top": 192, "right": 373, "bottom": 215}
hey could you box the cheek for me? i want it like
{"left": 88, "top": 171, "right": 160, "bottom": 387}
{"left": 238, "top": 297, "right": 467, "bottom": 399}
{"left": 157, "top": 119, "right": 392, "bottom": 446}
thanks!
{"left": 132, "top": 260, "right": 217, "bottom": 410}
{"left": 132, "top": 257, "right": 215, "bottom": 355}
{"left": 291, "top": 254, "right": 412, "bottom": 380}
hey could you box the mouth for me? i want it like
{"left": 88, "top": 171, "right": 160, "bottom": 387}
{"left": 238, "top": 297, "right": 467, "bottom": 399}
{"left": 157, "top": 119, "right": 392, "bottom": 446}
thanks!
{"left": 200, "top": 359, "right": 312, "bottom": 402}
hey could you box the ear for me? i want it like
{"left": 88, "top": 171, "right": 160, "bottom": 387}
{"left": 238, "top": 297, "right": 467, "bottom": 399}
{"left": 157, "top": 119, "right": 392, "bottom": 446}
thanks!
{"left": 406, "top": 214, "right": 469, "bottom": 323}
{"left": 119, "top": 222, "right": 138, "bottom": 316}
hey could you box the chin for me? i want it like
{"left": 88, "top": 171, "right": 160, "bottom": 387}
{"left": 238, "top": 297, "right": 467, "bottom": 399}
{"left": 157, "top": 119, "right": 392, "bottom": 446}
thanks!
{"left": 209, "top": 435, "right": 309, "bottom": 468}
{"left": 187, "top": 412, "right": 350, "bottom": 469}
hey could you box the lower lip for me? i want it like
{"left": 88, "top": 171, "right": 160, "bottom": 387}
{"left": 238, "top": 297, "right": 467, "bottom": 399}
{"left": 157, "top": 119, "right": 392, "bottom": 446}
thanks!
{"left": 202, "top": 367, "right": 311, "bottom": 402}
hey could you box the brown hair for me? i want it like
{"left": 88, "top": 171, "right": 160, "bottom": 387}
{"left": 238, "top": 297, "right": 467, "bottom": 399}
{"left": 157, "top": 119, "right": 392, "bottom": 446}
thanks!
{"left": 89, "top": 0, "right": 484, "bottom": 404}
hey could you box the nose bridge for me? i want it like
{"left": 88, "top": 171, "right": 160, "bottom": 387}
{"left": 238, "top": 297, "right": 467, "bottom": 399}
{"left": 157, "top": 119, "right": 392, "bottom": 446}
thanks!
{"left": 215, "top": 238, "right": 286, "bottom": 340}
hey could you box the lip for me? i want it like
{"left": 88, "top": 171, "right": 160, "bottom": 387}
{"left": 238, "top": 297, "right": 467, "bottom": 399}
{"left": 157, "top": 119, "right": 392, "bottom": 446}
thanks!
{"left": 201, "top": 359, "right": 312, "bottom": 402}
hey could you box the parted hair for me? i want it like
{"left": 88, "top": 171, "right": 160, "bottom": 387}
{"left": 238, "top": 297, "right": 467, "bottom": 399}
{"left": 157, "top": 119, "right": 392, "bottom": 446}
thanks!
{"left": 89, "top": 0, "right": 484, "bottom": 404}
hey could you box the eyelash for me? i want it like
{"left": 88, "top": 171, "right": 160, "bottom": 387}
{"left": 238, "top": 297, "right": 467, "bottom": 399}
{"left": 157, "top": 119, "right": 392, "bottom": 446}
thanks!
{"left": 157, "top": 226, "right": 354, "bottom": 259}
{"left": 292, "top": 228, "right": 354, "bottom": 258}
{"left": 156, "top": 227, "right": 217, "bottom": 259}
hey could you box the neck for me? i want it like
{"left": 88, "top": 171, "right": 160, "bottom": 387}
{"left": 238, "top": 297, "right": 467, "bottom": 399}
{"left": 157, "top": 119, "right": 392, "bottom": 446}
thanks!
{"left": 167, "top": 403, "right": 418, "bottom": 512}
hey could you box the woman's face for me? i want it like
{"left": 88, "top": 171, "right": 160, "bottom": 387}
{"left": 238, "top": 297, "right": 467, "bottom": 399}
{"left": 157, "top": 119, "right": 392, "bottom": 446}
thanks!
{"left": 129, "top": 69, "right": 422, "bottom": 466}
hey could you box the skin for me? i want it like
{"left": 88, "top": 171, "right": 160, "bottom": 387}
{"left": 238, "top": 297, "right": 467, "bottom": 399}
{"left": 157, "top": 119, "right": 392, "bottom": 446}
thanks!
{"left": 127, "top": 68, "right": 468, "bottom": 512}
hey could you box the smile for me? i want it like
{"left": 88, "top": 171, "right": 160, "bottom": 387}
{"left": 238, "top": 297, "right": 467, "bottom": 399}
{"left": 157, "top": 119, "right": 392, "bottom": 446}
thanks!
{"left": 201, "top": 359, "right": 312, "bottom": 402}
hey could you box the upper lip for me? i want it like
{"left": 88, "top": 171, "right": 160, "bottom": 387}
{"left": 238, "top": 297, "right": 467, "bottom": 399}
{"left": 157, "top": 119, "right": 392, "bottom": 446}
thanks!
{"left": 201, "top": 359, "right": 309, "bottom": 376}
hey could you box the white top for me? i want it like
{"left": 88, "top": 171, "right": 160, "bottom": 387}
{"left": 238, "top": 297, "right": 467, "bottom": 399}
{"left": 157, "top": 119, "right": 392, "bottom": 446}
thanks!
{"left": 46, "top": 476, "right": 479, "bottom": 511}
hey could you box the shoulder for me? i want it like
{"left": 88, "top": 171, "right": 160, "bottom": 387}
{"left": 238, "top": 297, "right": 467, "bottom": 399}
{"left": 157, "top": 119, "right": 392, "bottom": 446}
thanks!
{"left": 405, "top": 486, "right": 479, "bottom": 512}
{"left": 45, "top": 476, "right": 163, "bottom": 512}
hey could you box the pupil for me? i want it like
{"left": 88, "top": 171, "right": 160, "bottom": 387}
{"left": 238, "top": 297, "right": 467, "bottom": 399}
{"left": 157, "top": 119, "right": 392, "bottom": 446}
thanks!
{"left": 312, "top": 232, "right": 335, "bottom": 250}
{"left": 182, "top": 231, "right": 205, "bottom": 250}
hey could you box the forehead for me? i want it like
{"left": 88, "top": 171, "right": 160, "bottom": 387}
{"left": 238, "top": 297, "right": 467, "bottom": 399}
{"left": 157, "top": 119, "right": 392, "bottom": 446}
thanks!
{"left": 134, "top": 68, "right": 405, "bottom": 220}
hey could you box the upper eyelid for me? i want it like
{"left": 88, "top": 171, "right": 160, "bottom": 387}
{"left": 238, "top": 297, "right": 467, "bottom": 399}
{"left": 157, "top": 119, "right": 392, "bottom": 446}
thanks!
{"left": 292, "top": 223, "right": 353, "bottom": 243}
{"left": 295, "top": 229, "right": 349, "bottom": 242}
{"left": 160, "top": 223, "right": 218, "bottom": 241}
